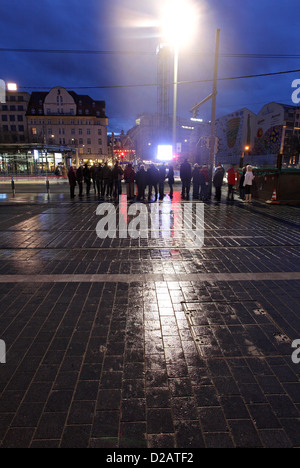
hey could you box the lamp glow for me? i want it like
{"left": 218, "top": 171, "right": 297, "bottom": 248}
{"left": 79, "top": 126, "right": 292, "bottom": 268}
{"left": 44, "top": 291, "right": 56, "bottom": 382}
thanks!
{"left": 160, "top": 0, "right": 198, "bottom": 49}
{"left": 7, "top": 83, "right": 17, "bottom": 91}
{"left": 157, "top": 145, "right": 173, "bottom": 161}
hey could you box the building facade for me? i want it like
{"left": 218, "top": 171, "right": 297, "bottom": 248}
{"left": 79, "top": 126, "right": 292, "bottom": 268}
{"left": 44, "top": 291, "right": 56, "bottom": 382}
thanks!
{"left": 215, "top": 103, "right": 300, "bottom": 167}
{"left": 0, "top": 90, "right": 30, "bottom": 144}
{"left": 26, "top": 87, "right": 109, "bottom": 162}
{"left": 215, "top": 108, "right": 256, "bottom": 165}
{"left": 127, "top": 113, "right": 204, "bottom": 163}
{"left": 0, "top": 86, "right": 109, "bottom": 174}
{"left": 252, "top": 102, "right": 300, "bottom": 166}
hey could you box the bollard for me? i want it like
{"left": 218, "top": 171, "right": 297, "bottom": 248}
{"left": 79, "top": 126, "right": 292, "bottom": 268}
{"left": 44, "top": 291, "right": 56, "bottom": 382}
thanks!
{"left": 46, "top": 176, "right": 50, "bottom": 196}
{"left": 11, "top": 176, "right": 15, "bottom": 196}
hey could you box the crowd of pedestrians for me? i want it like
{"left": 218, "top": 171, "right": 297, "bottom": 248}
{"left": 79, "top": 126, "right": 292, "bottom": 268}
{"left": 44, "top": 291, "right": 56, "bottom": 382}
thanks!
{"left": 68, "top": 159, "right": 254, "bottom": 203}
{"left": 67, "top": 161, "right": 176, "bottom": 202}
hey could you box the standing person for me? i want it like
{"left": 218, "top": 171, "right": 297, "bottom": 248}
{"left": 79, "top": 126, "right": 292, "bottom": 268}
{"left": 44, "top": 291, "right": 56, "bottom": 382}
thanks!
{"left": 136, "top": 165, "right": 148, "bottom": 201}
{"left": 239, "top": 166, "right": 246, "bottom": 200}
{"left": 111, "top": 161, "right": 124, "bottom": 202}
{"left": 191, "top": 164, "right": 201, "bottom": 199}
{"left": 124, "top": 163, "right": 135, "bottom": 200}
{"left": 102, "top": 162, "right": 112, "bottom": 198}
{"left": 227, "top": 164, "right": 236, "bottom": 201}
{"left": 90, "top": 165, "right": 97, "bottom": 192}
{"left": 67, "top": 166, "right": 77, "bottom": 199}
{"left": 216, "top": 162, "right": 225, "bottom": 178}
{"left": 200, "top": 165, "right": 209, "bottom": 201}
{"left": 158, "top": 163, "right": 167, "bottom": 200}
{"left": 83, "top": 163, "right": 91, "bottom": 196}
{"left": 76, "top": 164, "right": 84, "bottom": 198}
{"left": 167, "top": 164, "right": 174, "bottom": 199}
{"left": 147, "top": 164, "right": 159, "bottom": 201}
{"left": 213, "top": 165, "right": 224, "bottom": 203}
{"left": 95, "top": 163, "right": 103, "bottom": 198}
{"left": 180, "top": 159, "right": 192, "bottom": 200}
{"left": 244, "top": 165, "right": 255, "bottom": 203}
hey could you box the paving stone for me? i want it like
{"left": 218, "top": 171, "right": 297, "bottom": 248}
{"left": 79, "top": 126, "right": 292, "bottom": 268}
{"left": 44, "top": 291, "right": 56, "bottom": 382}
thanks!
{"left": 0, "top": 194, "right": 300, "bottom": 448}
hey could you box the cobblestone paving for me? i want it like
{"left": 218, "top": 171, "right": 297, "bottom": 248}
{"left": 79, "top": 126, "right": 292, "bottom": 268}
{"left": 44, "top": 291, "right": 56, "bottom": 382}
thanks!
{"left": 0, "top": 190, "right": 300, "bottom": 448}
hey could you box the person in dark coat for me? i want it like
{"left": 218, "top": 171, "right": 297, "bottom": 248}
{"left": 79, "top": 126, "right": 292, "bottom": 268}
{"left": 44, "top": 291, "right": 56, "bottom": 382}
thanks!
{"left": 147, "top": 164, "right": 159, "bottom": 201}
{"left": 167, "top": 164, "right": 174, "bottom": 199}
{"left": 124, "top": 163, "right": 136, "bottom": 200}
{"left": 239, "top": 166, "right": 246, "bottom": 200}
{"left": 200, "top": 165, "right": 209, "bottom": 201}
{"left": 102, "top": 162, "right": 112, "bottom": 198}
{"left": 158, "top": 163, "right": 167, "bottom": 200}
{"left": 67, "top": 166, "right": 77, "bottom": 199}
{"left": 95, "top": 164, "right": 103, "bottom": 198}
{"left": 76, "top": 164, "right": 84, "bottom": 198}
{"left": 213, "top": 165, "right": 224, "bottom": 203}
{"left": 192, "top": 164, "right": 205, "bottom": 200}
{"left": 83, "top": 163, "right": 91, "bottom": 196}
{"left": 90, "top": 165, "right": 96, "bottom": 192}
{"left": 111, "top": 161, "right": 124, "bottom": 201}
{"left": 180, "top": 159, "right": 192, "bottom": 199}
{"left": 136, "top": 165, "right": 148, "bottom": 201}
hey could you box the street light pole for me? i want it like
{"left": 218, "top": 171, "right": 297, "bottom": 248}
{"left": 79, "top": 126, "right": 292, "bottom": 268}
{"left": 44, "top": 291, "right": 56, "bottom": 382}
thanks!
{"left": 209, "top": 29, "right": 220, "bottom": 173}
{"left": 172, "top": 45, "right": 179, "bottom": 156}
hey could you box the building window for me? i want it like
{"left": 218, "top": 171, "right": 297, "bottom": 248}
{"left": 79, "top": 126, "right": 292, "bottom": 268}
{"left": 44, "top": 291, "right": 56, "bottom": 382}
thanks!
{"left": 9, "top": 115, "right": 15, "bottom": 121}
{"left": 17, "top": 106, "right": 23, "bottom": 111}
{"left": 10, "top": 105, "right": 16, "bottom": 111}
{"left": 18, "top": 125, "right": 24, "bottom": 132}
{"left": 71, "top": 128, "right": 75, "bottom": 134}
{"left": 98, "top": 128, "right": 102, "bottom": 135}
{"left": 2, "top": 115, "right": 7, "bottom": 121}
{"left": 11, "top": 125, "right": 16, "bottom": 131}
{"left": 2, "top": 125, "right": 8, "bottom": 131}
{"left": 79, "top": 138, "right": 83, "bottom": 144}
{"left": 87, "top": 138, "right": 91, "bottom": 144}
{"left": 98, "top": 138, "right": 102, "bottom": 145}
{"left": 87, "top": 129, "right": 91, "bottom": 134}
{"left": 87, "top": 148, "right": 91, "bottom": 154}
{"left": 32, "top": 128, "right": 37, "bottom": 135}
{"left": 79, "top": 129, "right": 82, "bottom": 135}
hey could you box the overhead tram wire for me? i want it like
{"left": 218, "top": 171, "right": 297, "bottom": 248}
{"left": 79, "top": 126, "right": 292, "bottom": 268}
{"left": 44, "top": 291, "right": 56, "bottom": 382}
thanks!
{"left": 1, "top": 48, "right": 300, "bottom": 59}
{"left": 20, "top": 68, "right": 300, "bottom": 91}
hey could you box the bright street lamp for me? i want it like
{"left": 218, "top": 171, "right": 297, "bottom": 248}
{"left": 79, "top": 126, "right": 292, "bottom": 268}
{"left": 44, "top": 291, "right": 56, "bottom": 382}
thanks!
{"left": 7, "top": 83, "right": 17, "bottom": 91}
{"left": 160, "top": 0, "right": 199, "bottom": 155}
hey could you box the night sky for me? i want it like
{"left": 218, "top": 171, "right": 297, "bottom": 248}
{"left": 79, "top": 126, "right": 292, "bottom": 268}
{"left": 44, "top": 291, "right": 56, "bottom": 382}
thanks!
{"left": 1, "top": 0, "right": 299, "bottom": 133}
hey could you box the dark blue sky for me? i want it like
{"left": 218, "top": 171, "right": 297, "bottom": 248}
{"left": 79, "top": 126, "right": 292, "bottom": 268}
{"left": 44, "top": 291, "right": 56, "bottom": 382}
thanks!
{"left": 1, "top": 0, "right": 299, "bottom": 133}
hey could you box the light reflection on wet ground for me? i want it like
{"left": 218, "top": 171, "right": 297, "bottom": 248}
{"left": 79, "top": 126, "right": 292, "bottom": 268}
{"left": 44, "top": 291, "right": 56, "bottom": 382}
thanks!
{"left": 0, "top": 191, "right": 299, "bottom": 447}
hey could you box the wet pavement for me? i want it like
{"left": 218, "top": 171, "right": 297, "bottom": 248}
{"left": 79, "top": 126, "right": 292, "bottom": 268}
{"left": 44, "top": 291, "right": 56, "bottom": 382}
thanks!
{"left": 0, "top": 184, "right": 300, "bottom": 449}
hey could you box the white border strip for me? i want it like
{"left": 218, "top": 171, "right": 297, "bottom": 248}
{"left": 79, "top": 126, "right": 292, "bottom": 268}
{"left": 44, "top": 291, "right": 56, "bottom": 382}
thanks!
{"left": 0, "top": 272, "right": 299, "bottom": 283}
